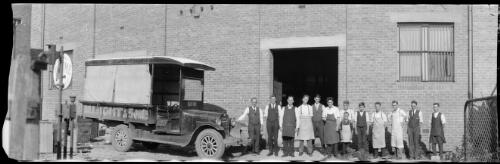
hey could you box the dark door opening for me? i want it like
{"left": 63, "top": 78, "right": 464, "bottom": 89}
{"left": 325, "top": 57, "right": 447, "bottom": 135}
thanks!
{"left": 272, "top": 47, "right": 338, "bottom": 106}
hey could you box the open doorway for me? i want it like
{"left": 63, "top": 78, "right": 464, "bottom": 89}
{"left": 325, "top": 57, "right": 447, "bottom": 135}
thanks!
{"left": 272, "top": 47, "right": 338, "bottom": 106}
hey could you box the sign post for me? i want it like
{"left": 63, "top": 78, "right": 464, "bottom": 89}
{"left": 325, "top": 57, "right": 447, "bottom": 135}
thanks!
{"left": 55, "top": 45, "right": 64, "bottom": 159}
{"left": 53, "top": 42, "right": 73, "bottom": 159}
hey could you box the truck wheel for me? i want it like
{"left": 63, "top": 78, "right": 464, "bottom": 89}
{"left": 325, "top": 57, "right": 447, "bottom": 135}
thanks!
{"left": 142, "top": 141, "right": 160, "bottom": 150}
{"left": 111, "top": 125, "right": 134, "bottom": 152}
{"left": 195, "top": 129, "right": 225, "bottom": 159}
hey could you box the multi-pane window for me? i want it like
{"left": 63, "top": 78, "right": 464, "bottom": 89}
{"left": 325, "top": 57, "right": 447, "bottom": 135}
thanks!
{"left": 398, "top": 23, "right": 454, "bottom": 82}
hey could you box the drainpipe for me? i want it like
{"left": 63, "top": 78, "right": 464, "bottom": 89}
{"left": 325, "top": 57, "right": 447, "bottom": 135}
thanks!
{"left": 465, "top": 5, "right": 473, "bottom": 161}
{"left": 467, "top": 5, "right": 473, "bottom": 100}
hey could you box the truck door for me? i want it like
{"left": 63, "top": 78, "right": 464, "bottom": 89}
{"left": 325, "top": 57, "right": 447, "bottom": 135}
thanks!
{"left": 152, "top": 64, "right": 182, "bottom": 134}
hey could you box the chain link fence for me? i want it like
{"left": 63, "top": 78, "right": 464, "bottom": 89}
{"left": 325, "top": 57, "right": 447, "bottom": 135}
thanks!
{"left": 464, "top": 95, "right": 498, "bottom": 162}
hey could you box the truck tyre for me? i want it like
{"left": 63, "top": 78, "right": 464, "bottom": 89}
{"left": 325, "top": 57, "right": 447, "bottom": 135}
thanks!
{"left": 195, "top": 129, "right": 225, "bottom": 159}
{"left": 142, "top": 141, "right": 160, "bottom": 150}
{"left": 111, "top": 124, "right": 134, "bottom": 152}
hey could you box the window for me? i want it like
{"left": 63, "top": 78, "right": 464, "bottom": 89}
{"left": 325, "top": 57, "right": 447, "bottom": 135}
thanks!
{"left": 398, "top": 23, "right": 454, "bottom": 82}
{"left": 183, "top": 78, "right": 203, "bottom": 101}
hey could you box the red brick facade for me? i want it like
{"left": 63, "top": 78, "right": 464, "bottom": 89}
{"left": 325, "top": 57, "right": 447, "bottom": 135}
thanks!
{"left": 29, "top": 4, "right": 497, "bottom": 151}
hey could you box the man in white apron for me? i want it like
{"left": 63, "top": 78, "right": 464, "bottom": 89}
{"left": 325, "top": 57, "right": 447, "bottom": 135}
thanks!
{"left": 370, "top": 102, "right": 387, "bottom": 159}
{"left": 388, "top": 100, "right": 407, "bottom": 159}
{"left": 296, "top": 95, "right": 315, "bottom": 157}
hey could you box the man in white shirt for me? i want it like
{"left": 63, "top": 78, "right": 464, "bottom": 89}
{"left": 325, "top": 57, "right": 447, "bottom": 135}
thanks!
{"left": 263, "top": 95, "right": 280, "bottom": 156}
{"left": 354, "top": 102, "right": 370, "bottom": 157}
{"left": 429, "top": 103, "right": 446, "bottom": 159}
{"left": 388, "top": 100, "right": 407, "bottom": 159}
{"left": 237, "top": 97, "right": 264, "bottom": 154}
{"left": 407, "top": 100, "right": 423, "bottom": 160}
{"left": 311, "top": 94, "right": 326, "bottom": 154}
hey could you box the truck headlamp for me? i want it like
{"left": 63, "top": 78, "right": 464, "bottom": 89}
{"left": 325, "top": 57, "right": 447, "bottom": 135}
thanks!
{"left": 216, "top": 117, "right": 222, "bottom": 126}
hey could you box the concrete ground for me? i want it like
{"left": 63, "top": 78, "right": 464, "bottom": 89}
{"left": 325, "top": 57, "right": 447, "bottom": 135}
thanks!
{"left": 37, "top": 138, "right": 449, "bottom": 162}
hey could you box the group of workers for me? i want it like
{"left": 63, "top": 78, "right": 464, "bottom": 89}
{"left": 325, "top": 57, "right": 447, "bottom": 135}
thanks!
{"left": 237, "top": 94, "right": 447, "bottom": 160}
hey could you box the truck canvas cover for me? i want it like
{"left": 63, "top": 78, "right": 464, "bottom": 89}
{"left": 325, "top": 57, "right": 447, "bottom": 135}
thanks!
{"left": 83, "top": 64, "right": 151, "bottom": 104}
{"left": 83, "top": 56, "right": 215, "bottom": 104}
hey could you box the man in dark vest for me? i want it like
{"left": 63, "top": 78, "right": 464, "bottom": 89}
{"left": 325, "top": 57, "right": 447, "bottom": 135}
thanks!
{"left": 407, "top": 100, "right": 423, "bottom": 160}
{"left": 237, "top": 97, "right": 264, "bottom": 155}
{"left": 312, "top": 94, "right": 326, "bottom": 154}
{"left": 429, "top": 103, "right": 446, "bottom": 159}
{"left": 354, "top": 102, "right": 369, "bottom": 158}
{"left": 264, "top": 95, "right": 280, "bottom": 156}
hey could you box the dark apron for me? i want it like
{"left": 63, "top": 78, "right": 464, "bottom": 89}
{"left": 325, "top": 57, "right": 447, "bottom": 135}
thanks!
{"left": 324, "top": 113, "right": 340, "bottom": 144}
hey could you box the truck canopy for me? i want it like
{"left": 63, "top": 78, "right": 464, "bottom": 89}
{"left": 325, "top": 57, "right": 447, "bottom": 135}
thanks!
{"left": 82, "top": 56, "right": 215, "bottom": 104}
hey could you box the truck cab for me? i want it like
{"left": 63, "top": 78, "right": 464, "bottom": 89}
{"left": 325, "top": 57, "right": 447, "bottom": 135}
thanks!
{"left": 80, "top": 56, "right": 240, "bottom": 159}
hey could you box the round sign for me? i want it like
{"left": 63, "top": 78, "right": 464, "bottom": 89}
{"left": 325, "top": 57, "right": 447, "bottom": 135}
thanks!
{"left": 53, "top": 53, "right": 73, "bottom": 89}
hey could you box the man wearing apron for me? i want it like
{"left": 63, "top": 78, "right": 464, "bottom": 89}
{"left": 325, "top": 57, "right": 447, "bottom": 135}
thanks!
{"left": 279, "top": 96, "right": 298, "bottom": 157}
{"left": 322, "top": 97, "right": 340, "bottom": 158}
{"left": 429, "top": 103, "right": 446, "bottom": 159}
{"left": 296, "top": 95, "right": 315, "bottom": 157}
{"left": 388, "top": 100, "right": 407, "bottom": 159}
{"left": 263, "top": 95, "right": 280, "bottom": 156}
{"left": 237, "top": 97, "right": 264, "bottom": 155}
{"left": 370, "top": 102, "right": 388, "bottom": 159}
{"left": 407, "top": 100, "right": 423, "bottom": 160}
{"left": 354, "top": 102, "right": 370, "bottom": 159}
{"left": 340, "top": 112, "right": 354, "bottom": 159}
{"left": 312, "top": 94, "right": 326, "bottom": 154}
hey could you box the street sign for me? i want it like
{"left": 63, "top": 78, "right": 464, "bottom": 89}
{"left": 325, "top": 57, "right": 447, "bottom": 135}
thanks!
{"left": 53, "top": 53, "right": 72, "bottom": 89}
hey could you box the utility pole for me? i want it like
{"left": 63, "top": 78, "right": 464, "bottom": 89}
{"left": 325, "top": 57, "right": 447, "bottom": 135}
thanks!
{"left": 56, "top": 42, "right": 64, "bottom": 159}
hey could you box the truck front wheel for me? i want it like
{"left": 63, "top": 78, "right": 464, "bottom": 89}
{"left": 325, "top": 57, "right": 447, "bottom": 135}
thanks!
{"left": 111, "top": 125, "right": 134, "bottom": 152}
{"left": 195, "top": 129, "right": 225, "bottom": 159}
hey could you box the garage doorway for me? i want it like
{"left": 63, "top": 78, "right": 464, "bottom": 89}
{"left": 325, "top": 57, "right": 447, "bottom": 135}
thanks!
{"left": 272, "top": 47, "right": 338, "bottom": 106}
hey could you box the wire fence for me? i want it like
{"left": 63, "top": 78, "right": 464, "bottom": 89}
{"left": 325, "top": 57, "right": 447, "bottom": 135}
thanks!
{"left": 464, "top": 96, "right": 498, "bottom": 162}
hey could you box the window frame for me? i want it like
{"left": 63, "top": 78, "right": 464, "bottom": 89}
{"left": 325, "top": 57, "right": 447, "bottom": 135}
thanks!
{"left": 397, "top": 22, "right": 455, "bottom": 82}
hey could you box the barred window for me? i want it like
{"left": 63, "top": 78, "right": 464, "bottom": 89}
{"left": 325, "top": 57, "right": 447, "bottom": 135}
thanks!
{"left": 398, "top": 23, "right": 454, "bottom": 82}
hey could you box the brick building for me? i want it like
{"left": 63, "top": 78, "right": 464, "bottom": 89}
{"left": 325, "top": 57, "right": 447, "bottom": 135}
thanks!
{"left": 28, "top": 4, "right": 497, "bottom": 151}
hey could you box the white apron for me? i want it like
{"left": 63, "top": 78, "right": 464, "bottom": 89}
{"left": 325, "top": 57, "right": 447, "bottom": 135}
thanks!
{"left": 391, "top": 110, "right": 404, "bottom": 148}
{"left": 372, "top": 112, "right": 386, "bottom": 148}
{"left": 340, "top": 121, "right": 352, "bottom": 142}
{"left": 296, "top": 105, "right": 315, "bottom": 140}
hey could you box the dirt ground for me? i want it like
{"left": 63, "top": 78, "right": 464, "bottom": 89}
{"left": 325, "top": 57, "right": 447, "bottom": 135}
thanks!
{"left": 37, "top": 137, "right": 447, "bottom": 162}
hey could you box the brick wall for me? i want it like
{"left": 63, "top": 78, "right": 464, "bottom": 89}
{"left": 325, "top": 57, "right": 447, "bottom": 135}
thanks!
{"left": 472, "top": 5, "right": 498, "bottom": 97}
{"left": 30, "top": 4, "right": 497, "bottom": 152}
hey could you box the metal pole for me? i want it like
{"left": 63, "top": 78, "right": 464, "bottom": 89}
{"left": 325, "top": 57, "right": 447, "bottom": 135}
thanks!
{"left": 69, "top": 117, "right": 74, "bottom": 159}
{"left": 56, "top": 45, "right": 64, "bottom": 159}
{"left": 63, "top": 101, "right": 68, "bottom": 159}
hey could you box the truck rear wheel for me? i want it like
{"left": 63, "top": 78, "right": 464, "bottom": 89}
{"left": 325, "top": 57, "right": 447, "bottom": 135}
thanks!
{"left": 111, "top": 125, "right": 134, "bottom": 152}
{"left": 142, "top": 141, "right": 160, "bottom": 150}
{"left": 195, "top": 129, "right": 225, "bottom": 159}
